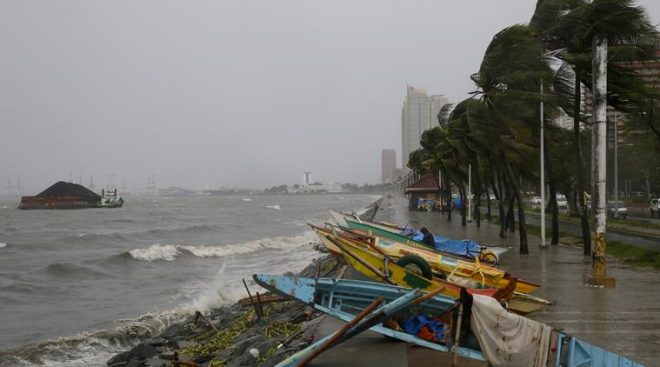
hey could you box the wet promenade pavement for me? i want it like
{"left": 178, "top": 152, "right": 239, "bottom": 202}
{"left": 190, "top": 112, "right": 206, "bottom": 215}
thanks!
{"left": 310, "top": 194, "right": 660, "bottom": 366}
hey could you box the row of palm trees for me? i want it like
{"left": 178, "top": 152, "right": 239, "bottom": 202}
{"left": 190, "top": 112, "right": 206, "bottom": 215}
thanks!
{"left": 408, "top": 0, "right": 658, "bottom": 264}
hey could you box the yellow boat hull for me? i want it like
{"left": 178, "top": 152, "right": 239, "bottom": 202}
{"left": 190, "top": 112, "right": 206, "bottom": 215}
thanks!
{"left": 312, "top": 228, "right": 550, "bottom": 315}
{"left": 312, "top": 225, "right": 539, "bottom": 294}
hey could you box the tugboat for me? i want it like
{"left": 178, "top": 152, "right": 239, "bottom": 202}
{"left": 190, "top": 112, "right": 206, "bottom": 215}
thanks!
{"left": 97, "top": 187, "right": 124, "bottom": 208}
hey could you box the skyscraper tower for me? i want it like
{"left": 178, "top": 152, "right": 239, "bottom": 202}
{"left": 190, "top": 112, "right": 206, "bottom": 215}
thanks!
{"left": 381, "top": 149, "right": 396, "bottom": 184}
{"left": 401, "top": 86, "right": 448, "bottom": 172}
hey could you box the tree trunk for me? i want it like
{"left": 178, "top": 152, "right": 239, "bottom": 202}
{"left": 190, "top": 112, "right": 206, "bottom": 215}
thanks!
{"left": 444, "top": 174, "right": 452, "bottom": 222}
{"left": 492, "top": 178, "right": 506, "bottom": 239}
{"left": 504, "top": 160, "right": 528, "bottom": 254}
{"left": 573, "top": 67, "right": 592, "bottom": 256}
{"left": 475, "top": 191, "right": 481, "bottom": 228}
{"left": 487, "top": 188, "right": 492, "bottom": 221}
{"left": 474, "top": 169, "right": 482, "bottom": 228}
{"left": 459, "top": 187, "right": 467, "bottom": 226}
{"left": 592, "top": 34, "right": 608, "bottom": 278}
{"left": 544, "top": 140, "right": 560, "bottom": 245}
{"left": 505, "top": 181, "right": 516, "bottom": 234}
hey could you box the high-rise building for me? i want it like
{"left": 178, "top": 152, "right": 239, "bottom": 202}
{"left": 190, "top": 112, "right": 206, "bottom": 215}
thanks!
{"left": 430, "top": 95, "right": 450, "bottom": 125}
{"left": 381, "top": 149, "right": 396, "bottom": 184}
{"left": 303, "top": 172, "right": 312, "bottom": 185}
{"left": 401, "top": 86, "right": 449, "bottom": 171}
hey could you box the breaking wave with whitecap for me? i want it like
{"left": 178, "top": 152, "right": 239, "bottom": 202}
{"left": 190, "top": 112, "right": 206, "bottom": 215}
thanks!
{"left": 127, "top": 231, "right": 318, "bottom": 262}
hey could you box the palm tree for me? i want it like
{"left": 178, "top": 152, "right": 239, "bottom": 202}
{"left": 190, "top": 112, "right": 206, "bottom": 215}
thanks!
{"left": 471, "top": 25, "right": 554, "bottom": 254}
{"left": 531, "top": 0, "right": 656, "bottom": 277}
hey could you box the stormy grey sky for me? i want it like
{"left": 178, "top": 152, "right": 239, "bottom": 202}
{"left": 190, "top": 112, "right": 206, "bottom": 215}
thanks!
{"left": 1, "top": 1, "right": 659, "bottom": 192}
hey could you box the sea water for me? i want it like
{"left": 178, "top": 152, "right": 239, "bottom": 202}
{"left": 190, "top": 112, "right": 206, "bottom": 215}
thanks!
{"left": 0, "top": 193, "right": 379, "bottom": 366}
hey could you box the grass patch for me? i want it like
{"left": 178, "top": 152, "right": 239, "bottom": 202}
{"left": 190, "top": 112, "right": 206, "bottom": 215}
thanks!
{"left": 525, "top": 223, "right": 660, "bottom": 269}
{"left": 606, "top": 241, "right": 660, "bottom": 269}
{"left": 487, "top": 214, "right": 659, "bottom": 268}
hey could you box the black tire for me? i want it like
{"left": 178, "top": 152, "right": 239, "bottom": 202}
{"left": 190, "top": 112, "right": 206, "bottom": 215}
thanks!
{"left": 396, "top": 254, "right": 433, "bottom": 280}
{"left": 479, "top": 252, "right": 498, "bottom": 266}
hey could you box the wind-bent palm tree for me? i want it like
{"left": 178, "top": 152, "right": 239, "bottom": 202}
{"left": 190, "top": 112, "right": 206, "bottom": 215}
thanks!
{"left": 531, "top": 0, "right": 656, "bottom": 276}
{"left": 471, "top": 25, "right": 554, "bottom": 254}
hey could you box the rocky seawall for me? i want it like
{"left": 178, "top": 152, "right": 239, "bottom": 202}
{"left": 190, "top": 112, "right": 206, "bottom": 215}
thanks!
{"left": 107, "top": 253, "right": 342, "bottom": 367}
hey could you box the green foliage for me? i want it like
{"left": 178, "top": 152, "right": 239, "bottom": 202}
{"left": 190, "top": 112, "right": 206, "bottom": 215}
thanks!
{"left": 180, "top": 308, "right": 257, "bottom": 358}
{"left": 607, "top": 240, "right": 660, "bottom": 269}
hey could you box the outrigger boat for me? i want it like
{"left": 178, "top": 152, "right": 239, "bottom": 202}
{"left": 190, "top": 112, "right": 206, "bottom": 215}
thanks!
{"left": 330, "top": 210, "right": 508, "bottom": 264}
{"left": 254, "top": 273, "right": 643, "bottom": 367}
{"left": 253, "top": 274, "right": 487, "bottom": 364}
{"left": 313, "top": 229, "right": 551, "bottom": 315}
{"left": 310, "top": 223, "right": 540, "bottom": 294}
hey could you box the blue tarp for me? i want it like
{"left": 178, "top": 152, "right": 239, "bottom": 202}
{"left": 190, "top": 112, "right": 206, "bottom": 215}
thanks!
{"left": 411, "top": 232, "right": 481, "bottom": 258}
{"left": 402, "top": 315, "right": 446, "bottom": 342}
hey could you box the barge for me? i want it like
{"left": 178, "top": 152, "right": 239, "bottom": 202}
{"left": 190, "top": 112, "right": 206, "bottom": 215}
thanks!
{"left": 18, "top": 181, "right": 123, "bottom": 209}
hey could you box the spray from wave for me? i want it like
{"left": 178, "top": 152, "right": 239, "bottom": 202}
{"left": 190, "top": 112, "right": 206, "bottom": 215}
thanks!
{"left": 0, "top": 312, "right": 183, "bottom": 367}
{"left": 126, "top": 232, "right": 317, "bottom": 262}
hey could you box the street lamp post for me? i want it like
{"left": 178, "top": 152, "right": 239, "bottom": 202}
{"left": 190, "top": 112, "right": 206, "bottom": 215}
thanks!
{"left": 467, "top": 164, "right": 473, "bottom": 223}
{"left": 540, "top": 79, "right": 547, "bottom": 248}
{"left": 613, "top": 112, "right": 619, "bottom": 218}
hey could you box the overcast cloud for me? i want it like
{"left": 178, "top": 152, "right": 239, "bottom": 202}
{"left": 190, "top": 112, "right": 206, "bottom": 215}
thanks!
{"left": 1, "top": 0, "right": 659, "bottom": 191}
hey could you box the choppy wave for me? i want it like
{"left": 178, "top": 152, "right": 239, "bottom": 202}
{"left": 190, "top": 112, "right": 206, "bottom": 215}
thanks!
{"left": 0, "top": 242, "right": 7, "bottom": 249}
{"left": 128, "top": 244, "right": 180, "bottom": 262}
{"left": 0, "top": 311, "right": 184, "bottom": 367}
{"left": 126, "top": 232, "right": 317, "bottom": 262}
{"left": 265, "top": 204, "right": 281, "bottom": 210}
{"left": 241, "top": 198, "right": 253, "bottom": 202}
{"left": 43, "top": 263, "right": 109, "bottom": 280}
{"left": 65, "top": 224, "right": 218, "bottom": 244}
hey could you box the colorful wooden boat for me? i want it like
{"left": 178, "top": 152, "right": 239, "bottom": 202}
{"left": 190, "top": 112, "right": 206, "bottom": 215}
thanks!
{"left": 312, "top": 223, "right": 540, "bottom": 294}
{"left": 335, "top": 212, "right": 505, "bottom": 262}
{"left": 253, "top": 274, "right": 486, "bottom": 362}
{"left": 255, "top": 274, "right": 636, "bottom": 367}
{"left": 322, "top": 232, "right": 549, "bottom": 315}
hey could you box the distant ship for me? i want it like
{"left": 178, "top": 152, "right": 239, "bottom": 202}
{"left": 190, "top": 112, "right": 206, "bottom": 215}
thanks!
{"left": 18, "top": 181, "right": 124, "bottom": 210}
{"left": 97, "top": 187, "right": 124, "bottom": 208}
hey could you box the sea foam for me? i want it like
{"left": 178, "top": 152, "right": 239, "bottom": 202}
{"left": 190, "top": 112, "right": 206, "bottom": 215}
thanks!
{"left": 128, "top": 244, "right": 180, "bottom": 261}
{"left": 127, "top": 232, "right": 317, "bottom": 262}
{"left": 265, "top": 204, "right": 281, "bottom": 210}
{"left": 0, "top": 311, "right": 184, "bottom": 367}
{"left": 0, "top": 242, "right": 7, "bottom": 249}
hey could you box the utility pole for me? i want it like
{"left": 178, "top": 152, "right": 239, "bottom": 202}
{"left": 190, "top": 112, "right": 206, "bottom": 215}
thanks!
{"left": 586, "top": 34, "right": 615, "bottom": 287}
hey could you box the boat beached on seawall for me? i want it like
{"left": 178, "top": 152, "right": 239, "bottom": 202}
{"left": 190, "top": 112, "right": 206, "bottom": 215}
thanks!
{"left": 311, "top": 227, "right": 550, "bottom": 315}
{"left": 254, "top": 273, "right": 644, "bottom": 367}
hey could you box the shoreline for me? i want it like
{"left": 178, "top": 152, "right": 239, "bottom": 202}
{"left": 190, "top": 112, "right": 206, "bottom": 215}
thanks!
{"left": 105, "top": 193, "right": 660, "bottom": 366}
{"left": 105, "top": 197, "right": 384, "bottom": 367}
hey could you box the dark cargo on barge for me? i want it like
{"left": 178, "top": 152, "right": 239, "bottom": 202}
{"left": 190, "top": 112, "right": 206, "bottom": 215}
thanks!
{"left": 19, "top": 181, "right": 102, "bottom": 209}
